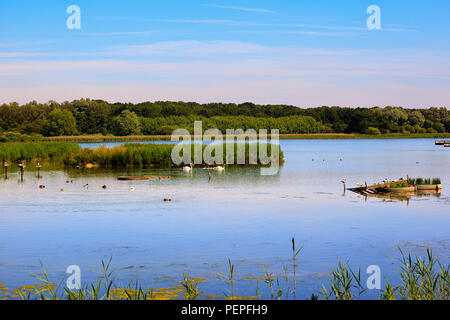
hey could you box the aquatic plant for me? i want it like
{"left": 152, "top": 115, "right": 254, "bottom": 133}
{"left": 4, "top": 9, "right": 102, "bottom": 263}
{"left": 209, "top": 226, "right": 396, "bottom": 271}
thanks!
{"left": 319, "top": 260, "right": 366, "bottom": 300}
{"left": 181, "top": 271, "right": 200, "bottom": 300}
{"left": 408, "top": 177, "right": 442, "bottom": 186}
{"left": 0, "top": 142, "right": 283, "bottom": 168}
{"left": 217, "top": 259, "right": 236, "bottom": 300}
{"left": 291, "top": 236, "right": 303, "bottom": 298}
{"left": 0, "top": 142, "right": 81, "bottom": 163}
{"left": 395, "top": 248, "right": 449, "bottom": 300}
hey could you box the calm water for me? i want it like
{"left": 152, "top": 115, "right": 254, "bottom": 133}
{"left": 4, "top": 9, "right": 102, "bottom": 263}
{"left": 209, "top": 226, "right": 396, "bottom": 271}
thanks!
{"left": 0, "top": 139, "right": 449, "bottom": 299}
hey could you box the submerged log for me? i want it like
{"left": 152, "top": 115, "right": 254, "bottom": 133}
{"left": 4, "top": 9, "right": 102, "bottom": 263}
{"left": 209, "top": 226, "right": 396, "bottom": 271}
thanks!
{"left": 117, "top": 175, "right": 171, "bottom": 181}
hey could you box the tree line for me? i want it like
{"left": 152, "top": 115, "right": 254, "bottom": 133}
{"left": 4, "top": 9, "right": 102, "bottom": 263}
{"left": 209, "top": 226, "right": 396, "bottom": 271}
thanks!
{"left": 0, "top": 99, "right": 448, "bottom": 136}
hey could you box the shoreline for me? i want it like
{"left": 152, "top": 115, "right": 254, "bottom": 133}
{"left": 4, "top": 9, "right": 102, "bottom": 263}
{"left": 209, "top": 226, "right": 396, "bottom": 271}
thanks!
{"left": 36, "top": 133, "right": 450, "bottom": 142}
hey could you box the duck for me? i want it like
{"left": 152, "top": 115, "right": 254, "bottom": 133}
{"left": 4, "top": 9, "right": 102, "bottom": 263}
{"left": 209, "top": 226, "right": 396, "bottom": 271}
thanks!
{"left": 83, "top": 184, "right": 89, "bottom": 189}
{"left": 129, "top": 186, "right": 136, "bottom": 191}
{"left": 39, "top": 185, "right": 46, "bottom": 189}
{"left": 102, "top": 185, "right": 107, "bottom": 189}
{"left": 163, "top": 198, "right": 172, "bottom": 202}
{"left": 60, "top": 188, "right": 66, "bottom": 192}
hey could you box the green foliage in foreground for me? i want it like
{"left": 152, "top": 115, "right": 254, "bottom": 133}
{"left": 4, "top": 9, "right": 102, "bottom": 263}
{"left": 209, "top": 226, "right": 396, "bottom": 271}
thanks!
{"left": 0, "top": 142, "right": 283, "bottom": 167}
{"left": 0, "top": 246, "right": 447, "bottom": 300}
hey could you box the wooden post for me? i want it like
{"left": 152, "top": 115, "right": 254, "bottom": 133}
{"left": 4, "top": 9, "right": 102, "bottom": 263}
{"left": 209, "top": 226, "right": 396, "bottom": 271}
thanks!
{"left": 17, "top": 162, "right": 25, "bottom": 182}
{"left": 36, "top": 162, "right": 42, "bottom": 179}
{"left": 3, "top": 161, "right": 8, "bottom": 179}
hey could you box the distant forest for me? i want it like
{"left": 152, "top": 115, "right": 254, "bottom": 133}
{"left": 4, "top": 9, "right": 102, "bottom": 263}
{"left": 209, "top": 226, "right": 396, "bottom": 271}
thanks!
{"left": 0, "top": 99, "right": 449, "bottom": 137}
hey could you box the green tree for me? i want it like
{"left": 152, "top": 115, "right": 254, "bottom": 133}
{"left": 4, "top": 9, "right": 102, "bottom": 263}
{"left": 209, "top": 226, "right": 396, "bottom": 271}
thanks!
{"left": 45, "top": 109, "right": 78, "bottom": 136}
{"left": 365, "top": 126, "right": 381, "bottom": 135}
{"left": 111, "top": 110, "right": 141, "bottom": 136}
{"left": 408, "top": 111, "right": 425, "bottom": 127}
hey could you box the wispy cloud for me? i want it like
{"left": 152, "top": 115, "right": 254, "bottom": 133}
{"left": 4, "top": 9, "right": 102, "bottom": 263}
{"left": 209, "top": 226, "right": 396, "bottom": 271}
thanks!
{"left": 83, "top": 30, "right": 160, "bottom": 36}
{"left": 201, "top": 4, "right": 277, "bottom": 14}
{"left": 161, "top": 19, "right": 253, "bottom": 25}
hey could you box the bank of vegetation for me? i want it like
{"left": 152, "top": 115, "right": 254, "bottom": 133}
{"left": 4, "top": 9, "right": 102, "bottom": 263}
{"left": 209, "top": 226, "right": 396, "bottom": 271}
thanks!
{"left": 0, "top": 142, "right": 283, "bottom": 167}
{"left": 0, "top": 100, "right": 448, "bottom": 139}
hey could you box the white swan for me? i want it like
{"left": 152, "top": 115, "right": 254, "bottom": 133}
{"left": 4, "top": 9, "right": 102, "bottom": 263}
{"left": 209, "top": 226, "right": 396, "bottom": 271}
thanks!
{"left": 183, "top": 163, "right": 193, "bottom": 172}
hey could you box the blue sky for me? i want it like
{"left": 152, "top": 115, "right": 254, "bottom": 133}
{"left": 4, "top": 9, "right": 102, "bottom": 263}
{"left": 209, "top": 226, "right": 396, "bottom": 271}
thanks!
{"left": 0, "top": 1, "right": 449, "bottom": 107}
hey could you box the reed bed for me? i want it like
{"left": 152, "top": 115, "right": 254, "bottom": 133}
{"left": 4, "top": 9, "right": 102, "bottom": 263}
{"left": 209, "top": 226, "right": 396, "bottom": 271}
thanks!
{"left": 0, "top": 142, "right": 283, "bottom": 167}
{"left": 0, "top": 142, "right": 81, "bottom": 163}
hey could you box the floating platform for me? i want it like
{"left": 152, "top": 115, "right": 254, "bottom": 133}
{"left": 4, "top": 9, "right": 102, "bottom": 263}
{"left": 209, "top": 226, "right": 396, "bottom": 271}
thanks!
{"left": 348, "top": 179, "right": 443, "bottom": 196}
{"left": 435, "top": 140, "right": 450, "bottom": 145}
{"left": 117, "top": 176, "right": 150, "bottom": 181}
{"left": 117, "top": 175, "right": 171, "bottom": 181}
{"left": 416, "top": 184, "right": 442, "bottom": 191}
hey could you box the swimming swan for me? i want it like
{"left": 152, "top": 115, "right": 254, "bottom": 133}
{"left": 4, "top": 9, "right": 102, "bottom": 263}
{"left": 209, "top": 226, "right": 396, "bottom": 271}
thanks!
{"left": 183, "top": 163, "right": 193, "bottom": 172}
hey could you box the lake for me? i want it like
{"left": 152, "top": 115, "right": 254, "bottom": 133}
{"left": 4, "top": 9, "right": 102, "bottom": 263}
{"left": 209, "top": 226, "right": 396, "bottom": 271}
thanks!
{"left": 0, "top": 139, "right": 449, "bottom": 299}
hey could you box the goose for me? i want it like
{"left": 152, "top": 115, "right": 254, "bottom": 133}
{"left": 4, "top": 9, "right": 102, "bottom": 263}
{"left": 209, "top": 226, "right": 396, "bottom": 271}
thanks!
{"left": 182, "top": 163, "right": 193, "bottom": 172}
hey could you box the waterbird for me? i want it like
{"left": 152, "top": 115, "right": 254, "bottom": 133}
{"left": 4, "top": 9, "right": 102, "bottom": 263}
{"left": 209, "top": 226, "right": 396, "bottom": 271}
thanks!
{"left": 214, "top": 165, "right": 225, "bottom": 171}
{"left": 102, "top": 185, "right": 107, "bottom": 189}
{"left": 163, "top": 198, "right": 172, "bottom": 202}
{"left": 182, "top": 163, "right": 193, "bottom": 172}
{"left": 83, "top": 184, "right": 89, "bottom": 189}
{"left": 39, "top": 185, "right": 46, "bottom": 189}
{"left": 61, "top": 188, "right": 66, "bottom": 192}
{"left": 129, "top": 186, "right": 136, "bottom": 191}
{"left": 356, "top": 183, "right": 363, "bottom": 187}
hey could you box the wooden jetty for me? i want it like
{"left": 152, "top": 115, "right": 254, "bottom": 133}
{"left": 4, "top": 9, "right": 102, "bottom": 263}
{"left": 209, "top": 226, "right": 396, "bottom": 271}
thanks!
{"left": 435, "top": 140, "right": 450, "bottom": 145}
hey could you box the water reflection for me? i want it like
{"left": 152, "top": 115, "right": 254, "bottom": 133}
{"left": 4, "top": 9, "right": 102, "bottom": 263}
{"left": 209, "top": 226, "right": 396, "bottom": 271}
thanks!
{"left": 0, "top": 138, "right": 449, "bottom": 299}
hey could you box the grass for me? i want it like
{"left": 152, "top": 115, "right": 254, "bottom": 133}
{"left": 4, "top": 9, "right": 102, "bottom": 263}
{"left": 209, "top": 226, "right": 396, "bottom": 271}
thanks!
{"left": 1, "top": 239, "right": 448, "bottom": 300}
{"left": 0, "top": 142, "right": 283, "bottom": 167}
{"left": 388, "top": 182, "right": 410, "bottom": 188}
